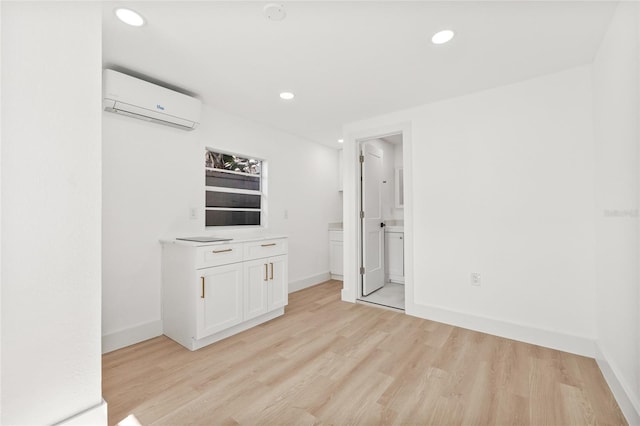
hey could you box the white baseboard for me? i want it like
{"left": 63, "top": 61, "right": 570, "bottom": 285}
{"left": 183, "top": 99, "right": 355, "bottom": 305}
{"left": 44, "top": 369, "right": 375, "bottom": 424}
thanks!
{"left": 54, "top": 400, "right": 108, "bottom": 425}
{"left": 330, "top": 273, "right": 343, "bottom": 281}
{"left": 288, "top": 271, "right": 331, "bottom": 293}
{"left": 595, "top": 344, "right": 640, "bottom": 425}
{"left": 102, "top": 320, "right": 163, "bottom": 354}
{"left": 407, "top": 302, "right": 596, "bottom": 357}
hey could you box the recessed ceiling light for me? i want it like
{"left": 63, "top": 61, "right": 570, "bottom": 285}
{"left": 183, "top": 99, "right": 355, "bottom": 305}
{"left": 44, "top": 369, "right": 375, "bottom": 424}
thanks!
{"left": 431, "top": 29, "right": 454, "bottom": 45}
{"left": 338, "top": 139, "right": 344, "bottom": 143}
{"left": 115, "top": 8, "right": 145, "bottom": 27}
{"left": 279, "top": 92, "right": 294, "bottom": 100}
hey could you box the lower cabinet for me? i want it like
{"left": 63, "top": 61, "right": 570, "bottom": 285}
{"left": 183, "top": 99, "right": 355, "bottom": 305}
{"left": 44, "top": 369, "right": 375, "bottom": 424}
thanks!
{"left": 162, "top": 237, "right": 288, "bottom": 351}
{"left": 197, "top": 263, "right": 243, "bottom": 339}
{"left": 267, "top": 255, "right": 288, "bottom": 311}
{"left": 244, "top": 255, "right": 288, "bottom": 321}
{"left": 385, "top": 231, "right": 404, "bottom": 283}
{"left": 329, "top": 230, "right": 344, "bottom": 279}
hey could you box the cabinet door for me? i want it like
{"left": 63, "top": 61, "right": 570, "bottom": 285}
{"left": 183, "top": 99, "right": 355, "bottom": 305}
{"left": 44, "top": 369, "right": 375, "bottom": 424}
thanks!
{"left": 196, "top": 263, "right": 243, "bottom": 339}
{"left": 329, "top": 240, "right": 344, "bottom": 275}
{"left": 243, "top": 258, "right": 269, "bottom": 321}
{"left": 268, "top": 255, "right": 288, "bottom": 311}
{"left": 385, "top": 232, "right": 404, "bottom": 280}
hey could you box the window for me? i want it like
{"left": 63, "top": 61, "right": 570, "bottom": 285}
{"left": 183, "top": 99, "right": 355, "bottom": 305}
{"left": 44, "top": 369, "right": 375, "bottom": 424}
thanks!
{"left": 205, "top": 149, "right": 264, "bottom": 226}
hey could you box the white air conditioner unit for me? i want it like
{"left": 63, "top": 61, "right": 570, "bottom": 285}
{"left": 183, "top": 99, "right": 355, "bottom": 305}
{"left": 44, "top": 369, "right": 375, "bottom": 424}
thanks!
{"left": 103, "top": 69, "right": 202, "bottom": 131}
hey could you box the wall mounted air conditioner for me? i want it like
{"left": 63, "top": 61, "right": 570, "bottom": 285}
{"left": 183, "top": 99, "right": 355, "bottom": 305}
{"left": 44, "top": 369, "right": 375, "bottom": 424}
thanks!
{"left": 103, "top": 69, "right": 202, "bottom": 131}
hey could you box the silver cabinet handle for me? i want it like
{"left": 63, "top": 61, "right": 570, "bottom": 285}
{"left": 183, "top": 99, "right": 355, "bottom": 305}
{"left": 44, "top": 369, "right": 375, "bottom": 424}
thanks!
{"left": 261, "top": 243, "right": 276, "bottom": 247}
{"left": 264, "top": 264, "right": 269, "bottom": 281}
{"left": 212, "top": 248, "right": 232, "bottom": 254}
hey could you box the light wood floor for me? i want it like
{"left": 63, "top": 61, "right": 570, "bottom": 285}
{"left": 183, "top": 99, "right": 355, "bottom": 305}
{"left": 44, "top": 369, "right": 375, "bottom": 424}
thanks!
{"left": 103, "top": 280, "right": 626, "bottom": 425}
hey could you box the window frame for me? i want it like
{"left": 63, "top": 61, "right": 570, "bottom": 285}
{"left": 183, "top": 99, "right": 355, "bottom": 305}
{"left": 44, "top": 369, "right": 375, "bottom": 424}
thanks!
{"left": 204, "top": 148, "right": 267, "bottom": 228}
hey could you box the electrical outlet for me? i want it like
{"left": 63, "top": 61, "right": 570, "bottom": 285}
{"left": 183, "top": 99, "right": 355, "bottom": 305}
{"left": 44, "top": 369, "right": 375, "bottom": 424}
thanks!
{"left": 470, "top": 272, "right": 481, "bottom": 287}
{"left": 284, "top": 209, "right": 288, "bottom": 219}
{"left": 189, "top": 208, "right": 198, "bottom": 220}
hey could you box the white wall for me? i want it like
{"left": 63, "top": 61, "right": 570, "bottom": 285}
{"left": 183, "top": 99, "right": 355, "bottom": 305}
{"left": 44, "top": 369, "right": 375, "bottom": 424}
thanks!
{"left": 102, "top": 104, "right": 341, "bottom": 351}
{"left": 1, "top": 0, "right": 4, "bottom": 417}
{"left": 592, "top": 2, "right": 640, "bottom": 423}
{"left": 394, "top": 142, "right": 403, "bottom": 170}
{"left": 344, "top": 65, "right": 597, "bottom": 356}
{"left": 1, "top": 2, "right": 105, "bottom": 424}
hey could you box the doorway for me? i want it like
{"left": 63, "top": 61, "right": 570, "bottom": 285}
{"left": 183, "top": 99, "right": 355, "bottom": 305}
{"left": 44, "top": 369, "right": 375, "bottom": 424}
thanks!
{"left": 358, "top": 133, "right": 405, "bottom": 310}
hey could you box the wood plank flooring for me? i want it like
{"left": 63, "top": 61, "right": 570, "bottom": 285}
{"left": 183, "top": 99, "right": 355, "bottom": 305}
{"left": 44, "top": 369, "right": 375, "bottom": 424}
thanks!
{"left": 103, "top": 280, "right": 626, "bottom": 425}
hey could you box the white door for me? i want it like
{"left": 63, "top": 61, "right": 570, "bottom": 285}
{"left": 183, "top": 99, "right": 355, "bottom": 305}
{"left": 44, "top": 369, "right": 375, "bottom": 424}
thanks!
{"left": 361, "top": 144, "right": 385, "bottom": 296}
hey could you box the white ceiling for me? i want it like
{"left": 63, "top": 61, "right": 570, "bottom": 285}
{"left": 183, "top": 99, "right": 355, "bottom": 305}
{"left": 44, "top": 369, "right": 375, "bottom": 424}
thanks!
{"left": 103, "top": 1, "right": 617, "bottom": 148}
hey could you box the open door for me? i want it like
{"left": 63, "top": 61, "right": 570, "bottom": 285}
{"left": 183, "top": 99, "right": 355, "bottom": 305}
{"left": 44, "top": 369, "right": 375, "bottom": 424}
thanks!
{"left": 361, "top": 144, "right": 385, "bottom": 296}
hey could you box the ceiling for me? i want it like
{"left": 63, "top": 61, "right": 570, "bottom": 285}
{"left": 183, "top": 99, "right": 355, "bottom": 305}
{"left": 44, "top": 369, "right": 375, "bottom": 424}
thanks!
{"left": 102, "top": 1, "right": 617, "bottom": 148}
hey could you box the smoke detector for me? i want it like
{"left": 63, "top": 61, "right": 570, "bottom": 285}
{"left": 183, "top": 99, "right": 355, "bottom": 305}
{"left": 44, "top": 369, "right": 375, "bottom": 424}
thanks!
{"left": 264, "top": 3, "right": 286, "bottom": 21}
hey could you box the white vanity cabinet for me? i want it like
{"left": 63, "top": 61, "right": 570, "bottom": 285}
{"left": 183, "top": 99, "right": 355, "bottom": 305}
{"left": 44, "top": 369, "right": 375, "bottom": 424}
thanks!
{"left": 161, "top": 236, "right": 288, "bottom": 351}
{"left": 385, "top": 231, "right": 404, "bottom": 283}
{"left": 329, "top": 230, "right": 344, "bottom": 279}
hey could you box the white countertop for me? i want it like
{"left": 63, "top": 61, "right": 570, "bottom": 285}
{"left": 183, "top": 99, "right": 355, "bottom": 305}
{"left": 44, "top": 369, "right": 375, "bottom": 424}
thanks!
{"left": 385, "top": 220, "right": 404, "bottom": 232}
{"left": 160, "top": 234, "right": 287, "bottom": 247}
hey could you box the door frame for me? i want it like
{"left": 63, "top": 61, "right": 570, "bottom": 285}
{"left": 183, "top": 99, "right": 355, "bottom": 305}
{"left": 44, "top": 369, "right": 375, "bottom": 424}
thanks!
{"left": 341, "top": 122, "right": 413, "bottom": 311}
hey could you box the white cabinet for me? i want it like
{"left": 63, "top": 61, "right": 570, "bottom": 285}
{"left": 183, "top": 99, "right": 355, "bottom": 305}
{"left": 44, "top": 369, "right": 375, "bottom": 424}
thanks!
{"left": 244, "top": 259, "right": 270, "bottom": 320}
{"left": 385, "top": 231, "right": 404, "bottom": 283}
{"left": 197, "top": 263, "right": 243, "bottom": 339}
{"left": 267, "top": 255, "right": 288, "bottom": 310}
{"left": 243, "top": 238, "right": 287, "bottom": 260}
{"left": 329, "top": 241, "right": 344, "bottom": 277}
{"left": 244, "top": 254, "right": 288, "bottom": 321}
{"left": 329, "top": 230, "right": 343, "bottom": 279}
{"left": 162, "top": 236, "right": 288, "bottom": 351}
{"left": 196, "top": 243, "right": 243, "bottom": 269}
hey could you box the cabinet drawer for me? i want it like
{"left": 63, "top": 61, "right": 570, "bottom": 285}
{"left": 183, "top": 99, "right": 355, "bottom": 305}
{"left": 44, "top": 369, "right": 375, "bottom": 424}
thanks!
{"left": 196, "top": 243, "right": 243, "bottom": 269}
{"left": 244, "top": 239, "right": 287, "bottom": 261}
